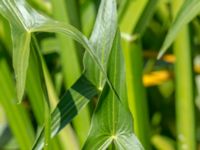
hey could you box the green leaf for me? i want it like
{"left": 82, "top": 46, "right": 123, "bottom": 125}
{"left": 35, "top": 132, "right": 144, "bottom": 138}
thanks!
{"left": 0, "top": 0, "right": 113, "bottom": 103}
{"left": 158, "top": 0, "right": 200, "bottom": 58}
{"left": 12, "top": 29, "right": 31, "bottom": 103}
{"left": 0, "top": 49, "right": 35, "bottom": 150}
{"left": 32, "top": 35, "right": 81, "bottom": 150}
{"left": 31, "top": 36, "right": 52, "bottom": 150}
{"left": 26, "top": 44, "right": 45, "bottom": 125}
{"left": 0, "top": 0, "right": 53, "bottom": 102}
{"left": 51, "top": 0, "right": 91, "bottom": 145}
{"left": 83, "top": 0, "right": 117, "bottom": 90}
{"left": 83, "top": 31, "right": 143, "bottom": 150}
{"left": 32, "top": 75, "right": 98, "bottom": 150}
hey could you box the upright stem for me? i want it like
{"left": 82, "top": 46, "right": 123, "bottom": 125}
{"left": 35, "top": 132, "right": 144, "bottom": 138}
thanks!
{"left": 120, "top": 0, "right": 152, "bottom": 149}
{"left": 51, "top": 0, "right": 81, "bottom": 87}
{"left": 173, "top": 27, "right": 196, "bottom": 150}
{"left": 122, "top": 40, "right": 151, "bottom": 149}
{"left": 172, "top": 1, "right": 196, "bottom": 149}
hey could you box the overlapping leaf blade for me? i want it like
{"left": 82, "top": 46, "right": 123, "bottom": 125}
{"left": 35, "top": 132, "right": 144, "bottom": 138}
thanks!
{"left": 0, "top": 0, "right": 112, "bottom": 103}
{"left": 158, "top": 0, "right": 200, "bottom": 58}
{"left": 32, "top": 75, "right": 98, "bottom": 150}
{"left": 83, "top": 31, "right": 143, "bottom": 150}
{"left": 0, "top": 0, "right": 144, "bottom": 149}
{"left": 0, "top": 0, "right": 51, "bottom": 102}
{"left": 83, "top": 0, "right": 143, "bottom": 148}
{"left": 83, "top": 0, "right": 117, "bottom": 89}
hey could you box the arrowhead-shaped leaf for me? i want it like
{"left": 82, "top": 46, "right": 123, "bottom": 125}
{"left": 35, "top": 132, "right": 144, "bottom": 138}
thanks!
{"left": 158, "top": 0, "right": 200, "bottom": 58}
{"left": 0, "top": 0, "right": 55, "bottom": 102}
{"left": 83, "top": 31, "right": 144, "bottom": 150}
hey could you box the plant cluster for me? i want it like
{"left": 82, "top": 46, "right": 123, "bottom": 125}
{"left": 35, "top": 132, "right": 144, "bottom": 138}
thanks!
{"left": 0, "top": 0, "right": 199, "bottom": 150}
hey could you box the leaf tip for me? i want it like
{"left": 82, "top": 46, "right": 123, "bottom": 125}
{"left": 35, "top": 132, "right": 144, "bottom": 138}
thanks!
{"left": 16, "top": 79, "right": 25, "bottom": 104}
{"left": 16, "top": 91, "right": 23, "bottom": 104}
{"left": 157, "top": 48, "right": 166, "bottom": 60}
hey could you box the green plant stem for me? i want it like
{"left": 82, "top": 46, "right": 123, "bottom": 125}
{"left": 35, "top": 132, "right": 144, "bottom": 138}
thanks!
{"left": 80, "top": 0, "right": 96, "bottom": 36}
{"left": 120, "top": 0, "right": 152, "bottom": 149}
{"left": 173, "top": 26, "right": 196, "bottom": 150}
{"left": 51, "top": 0, "right": 81, "bottom": 87}
{"left": 120, "top": 0, "right": 148, "bottom": 33}
{"left": 122, "top": 41, "right": 151, "bottom": 149}
{"left": 172, "top": 1, "right": 196, "bottom": 150}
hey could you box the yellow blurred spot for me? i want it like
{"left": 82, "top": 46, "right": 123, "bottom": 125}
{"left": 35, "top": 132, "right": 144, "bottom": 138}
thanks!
{"left": 143, "top": 70, "right": 171, "bottom": 87}
{"left": 163, "top": 55, "right": 176, "bottom": 63}
{"left": 194, "top": 65, "right": 200, "bottom": 74}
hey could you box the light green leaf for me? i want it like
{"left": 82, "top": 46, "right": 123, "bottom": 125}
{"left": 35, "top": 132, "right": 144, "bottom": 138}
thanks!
{"left": 12, "top": 28, "right": 31, "bottom": 103}
{"left": 158, "top": 0, "right": 200, "bottom": 58}
{"left": 0, "top": 0, "right": 53, "bottom": 102}
{"left": 32, "top": 75, "right": 98, "bottom": 150}
{"left": 0, "top": 49, "right": 35, "bottom": 150}
{"left": 83, "top": 0, "right": 117, "bottom": 90}
{"left": 0, "top": 0, "right": 114, "bottom": 103}
{"left": 83, "top": 31, "right": 143, "bottom": 150}
{"left": 26, "top": 44, "right": 45, "bottom": 125}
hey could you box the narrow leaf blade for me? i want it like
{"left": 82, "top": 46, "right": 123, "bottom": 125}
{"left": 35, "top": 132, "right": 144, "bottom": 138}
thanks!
{"left": 12, "top": 29, "right": 31, "bottom": 103}
{"left": 158, "top": 0, "right": 200, "bottom": 58}
{"left": 32, "top": 75, "right": 98, "bottom": 150}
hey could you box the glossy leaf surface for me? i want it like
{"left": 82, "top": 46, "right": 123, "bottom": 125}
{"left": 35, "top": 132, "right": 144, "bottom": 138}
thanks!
{"left": 32, "top": 75, "right": 98, "bottom": 150}
{"left": 83, "top": 31, "right": 143, "bottom": 150}
{"left": 84, "top": 0, "right": 117, "bottom": 89}
{"left": 0, "top": 0, "right": 111, "bottom": 103}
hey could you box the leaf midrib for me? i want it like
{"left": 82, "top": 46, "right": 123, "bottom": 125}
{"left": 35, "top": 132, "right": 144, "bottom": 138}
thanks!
{"left": 111, "top": 37, "right": 118, "bottom": 136}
